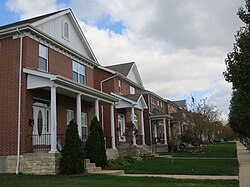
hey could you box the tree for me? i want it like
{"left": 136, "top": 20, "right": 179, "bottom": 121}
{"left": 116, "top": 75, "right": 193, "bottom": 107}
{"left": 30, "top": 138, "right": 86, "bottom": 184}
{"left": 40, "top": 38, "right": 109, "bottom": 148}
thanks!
{"left": 224, "top": 0, "right": 250, "bottom": 136}
{"left": 59, "top": 120, "right": 84, "bottom": 175}
{"left": 85, "top": 116, "right": 107, "bottom": 168}
{"left": 185, "top": 98, "right": 220, "bottom": 145}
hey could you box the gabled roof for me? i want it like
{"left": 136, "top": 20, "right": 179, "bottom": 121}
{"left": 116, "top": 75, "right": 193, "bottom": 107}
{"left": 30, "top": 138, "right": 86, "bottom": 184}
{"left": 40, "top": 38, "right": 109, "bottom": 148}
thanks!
{"left": 123, "top": 94, "right": 141, "bottom": 102}
{"left": 150, "top": 108, "right": 173, "bottom": 119}
{"left": 0, "top": 9, "right": 65, "bottom": 30}
{"left": 0, "top": 9, "right": 99, "bottom": 66}
{"left": 173, "top": 100, "right": 187, "bottom": 110}
{"left": 106, "top": 62, "right": 134, "bottom": 76}
{"left": 105, "top": 62, "right": 144, "bottom": 87}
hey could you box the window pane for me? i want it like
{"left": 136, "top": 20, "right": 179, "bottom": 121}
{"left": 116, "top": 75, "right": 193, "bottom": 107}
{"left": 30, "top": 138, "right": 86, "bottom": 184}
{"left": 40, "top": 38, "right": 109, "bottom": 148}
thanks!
{"left": 39, "top": 44, "right": 48, "bottom": 59}
{"left": 72, "top": 61, "right": 78, "bottom": 72}
{"left": 79, "top": 75, "right": 84, "bottom": 84}
{"left": 73, "top": 72, "right": 78, "bottom": 82}
{"left": 130, "top": 86, "right": 135, "bottom": 94}
{"left": 39, "top": 57, "right": 47, "bottom": 71}
{"left": 79, "top": 64, "right": 85, "bottom": 75}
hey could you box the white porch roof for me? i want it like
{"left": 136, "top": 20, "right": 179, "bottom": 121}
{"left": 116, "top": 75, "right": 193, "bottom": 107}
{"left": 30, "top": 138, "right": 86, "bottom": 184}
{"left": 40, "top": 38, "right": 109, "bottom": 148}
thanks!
{"left": 111, "top": 92, "right": 148, "bottom": 110}
{"left": 24, "top": 68, "right": 118, "bottom": 104}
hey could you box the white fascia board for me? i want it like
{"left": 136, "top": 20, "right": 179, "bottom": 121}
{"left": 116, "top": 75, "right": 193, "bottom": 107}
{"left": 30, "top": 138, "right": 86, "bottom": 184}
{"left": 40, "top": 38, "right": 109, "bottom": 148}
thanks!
{"left": 111, "top": 92, "right": 137, "bottom": 105}
{"left": 23, "top": 68, "right": 57, "bottom": 80}
{"left": 127, "top": 63, "right": 144, "bottom": 87}
{"left": 97, "top": 66, "right": 116, "bottom": 74}
{"left": 138, "top": 95, "right": 148, "bottom": 109}
{"left": 27, "top": 74, "right": 54, "bottom": 89}
{"left": 54, "top": 76, "right": 118, "bottom": 103}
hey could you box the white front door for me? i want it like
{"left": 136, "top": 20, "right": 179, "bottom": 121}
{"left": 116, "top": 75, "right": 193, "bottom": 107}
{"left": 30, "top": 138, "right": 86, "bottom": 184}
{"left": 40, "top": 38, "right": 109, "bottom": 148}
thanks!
{"left": 118, "top": 114, "right": 126, "bottom": 142}
{"left": 33, "top": 103, "right": 50, "bottom": 145}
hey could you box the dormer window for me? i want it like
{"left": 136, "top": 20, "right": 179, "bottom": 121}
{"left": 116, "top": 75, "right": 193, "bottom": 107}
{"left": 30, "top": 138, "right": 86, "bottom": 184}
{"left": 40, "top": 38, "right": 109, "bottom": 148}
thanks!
{"left": 63, "top": 21, "right": 69, "bottom": 40}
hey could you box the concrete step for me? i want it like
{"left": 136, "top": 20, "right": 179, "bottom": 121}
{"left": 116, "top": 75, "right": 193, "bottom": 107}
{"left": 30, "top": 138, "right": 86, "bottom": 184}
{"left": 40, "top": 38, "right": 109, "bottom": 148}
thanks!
{"left": 85, "top": 159, "right": 91, "bottom": 164}
{"left": 85, "top": 167, "right": 102, "bottom": 173}
{"left": 90, "top": 170, "right": 125, "bottom": 176}
{"left": 86, "top": 162, "right": 96, "bottom": 168}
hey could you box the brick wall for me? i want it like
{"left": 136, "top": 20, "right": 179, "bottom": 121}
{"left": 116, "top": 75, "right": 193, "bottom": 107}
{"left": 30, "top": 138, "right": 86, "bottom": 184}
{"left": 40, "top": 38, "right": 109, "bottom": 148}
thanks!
{"left": 0, "top": 37, "right": 20, "bottom": 156}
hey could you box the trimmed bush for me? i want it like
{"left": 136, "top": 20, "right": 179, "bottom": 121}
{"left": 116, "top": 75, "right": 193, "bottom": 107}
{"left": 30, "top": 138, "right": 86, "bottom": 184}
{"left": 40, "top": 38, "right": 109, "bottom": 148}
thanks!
{"left": 59, "top": 120, "right": 84, "bottom": 175}
{"left": 85, "top": 116, "right": 107, "bottom": 168}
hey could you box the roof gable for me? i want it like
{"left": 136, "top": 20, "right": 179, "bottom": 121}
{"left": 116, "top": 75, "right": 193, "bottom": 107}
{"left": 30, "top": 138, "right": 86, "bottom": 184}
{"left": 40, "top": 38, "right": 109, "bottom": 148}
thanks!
{"left": 0, "top": 9, "right": 98, "bottom": 65}
{"left": 106, "top": 62, "right": 144, "bottom": 87}
{"left": 32, "top": 9, "right": 98, "bottom": 64}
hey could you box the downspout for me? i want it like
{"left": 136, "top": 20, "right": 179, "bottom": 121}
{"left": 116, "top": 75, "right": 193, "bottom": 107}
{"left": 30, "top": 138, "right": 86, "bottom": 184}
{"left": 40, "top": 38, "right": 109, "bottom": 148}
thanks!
{"left": 16, "top": 28, "right": 23, "bottom": 175}
{"left": 100, "top": 73, "right": 118, "bottom": 129}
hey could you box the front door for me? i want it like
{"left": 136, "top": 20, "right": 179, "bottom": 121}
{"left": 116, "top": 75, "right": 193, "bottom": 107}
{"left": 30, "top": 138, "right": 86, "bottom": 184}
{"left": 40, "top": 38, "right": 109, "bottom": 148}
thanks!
{"left": 118, "top": 114, "right": 126, "bottom": 142}
{"left": 33, "top": 102, "right": 50, "bottom": 145}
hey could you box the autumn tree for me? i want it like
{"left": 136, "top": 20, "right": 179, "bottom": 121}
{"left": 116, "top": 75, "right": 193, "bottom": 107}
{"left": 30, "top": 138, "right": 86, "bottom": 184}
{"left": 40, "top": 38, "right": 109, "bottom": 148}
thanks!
{"left": 184, "top": 98, "right": 221, "bottom": 145}
{"left": 224, "top": 0, "right": 250, "bottom": 137}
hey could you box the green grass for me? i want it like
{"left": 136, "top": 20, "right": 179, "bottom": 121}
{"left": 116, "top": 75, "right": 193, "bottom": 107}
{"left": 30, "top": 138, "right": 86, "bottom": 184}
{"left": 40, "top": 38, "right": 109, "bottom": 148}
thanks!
{"left": 0, "top": 174, "right": 239, "bottom": 187}
{"left": 160, "top": 142, "right": 237, "bottom": 158}
{"left": 109, "top": 157, "right": 239, "bottom": 175}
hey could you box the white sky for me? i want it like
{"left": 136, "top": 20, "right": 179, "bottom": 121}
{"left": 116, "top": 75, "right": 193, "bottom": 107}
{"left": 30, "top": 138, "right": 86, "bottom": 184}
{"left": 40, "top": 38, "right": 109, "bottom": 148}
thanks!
{"left": 4, "top": 0, "right": 247, "bottom": 121}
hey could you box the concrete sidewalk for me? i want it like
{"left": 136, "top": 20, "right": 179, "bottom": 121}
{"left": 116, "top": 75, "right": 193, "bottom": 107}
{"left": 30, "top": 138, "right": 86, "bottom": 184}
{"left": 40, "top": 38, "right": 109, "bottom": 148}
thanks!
{"left": 236, "top": 141, "right": 250, "bottom": 187}
{"left": 123, "top": 174, "right": 238, "bottom": 180}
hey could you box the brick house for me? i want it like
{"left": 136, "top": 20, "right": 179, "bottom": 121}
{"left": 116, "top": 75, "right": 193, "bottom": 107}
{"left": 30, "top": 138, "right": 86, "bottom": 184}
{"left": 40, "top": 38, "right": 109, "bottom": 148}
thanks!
{"left": 0, "top": 9, "right": 119, "bottom": 174}
{"left": 142, "top": 90, "right": 187, "bottom": 150}
{"left": 94, "top": 62, "right": 148, "bottom": 151}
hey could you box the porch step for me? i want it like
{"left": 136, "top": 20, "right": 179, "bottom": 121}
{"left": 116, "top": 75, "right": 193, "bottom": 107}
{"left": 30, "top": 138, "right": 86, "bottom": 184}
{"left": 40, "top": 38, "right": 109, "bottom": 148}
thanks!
{"left": 91, "top": 169, "right": 125, "bottom": 176}
{"left": 84, "top": 159, "right": 124, "bottom": 175}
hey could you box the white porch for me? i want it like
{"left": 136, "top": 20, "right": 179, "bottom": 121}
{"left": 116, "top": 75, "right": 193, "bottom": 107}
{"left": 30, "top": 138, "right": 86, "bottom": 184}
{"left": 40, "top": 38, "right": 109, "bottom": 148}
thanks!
{"left": 24, "top": 68, "right": 118, "bottom": 153}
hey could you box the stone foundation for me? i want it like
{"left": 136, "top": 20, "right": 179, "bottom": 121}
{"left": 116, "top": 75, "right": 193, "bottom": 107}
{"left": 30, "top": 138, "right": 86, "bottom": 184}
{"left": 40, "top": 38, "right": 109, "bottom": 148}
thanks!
{"left": 6, "top": 153, "right": 61, "bottom": 175}
{"left": 151, "top": 144, "right": 168, "bottom": 153}
{"left": 106, "top": 149, "right": 119, "bottom": 159}
{"left": 117, "top": 145, "right": 154, "bottom": 157}
{"left": 0, "top": 156, "right": 7, "bottom": 173}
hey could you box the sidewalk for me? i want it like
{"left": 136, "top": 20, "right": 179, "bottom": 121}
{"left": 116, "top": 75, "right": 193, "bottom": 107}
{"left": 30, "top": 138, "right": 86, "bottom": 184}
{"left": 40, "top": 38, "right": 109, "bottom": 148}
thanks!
{"left": 123, "top": 174, "right": 238, "bottom": 180}
{"left": 236, "top": 141, "right": 250, "bottom": 187}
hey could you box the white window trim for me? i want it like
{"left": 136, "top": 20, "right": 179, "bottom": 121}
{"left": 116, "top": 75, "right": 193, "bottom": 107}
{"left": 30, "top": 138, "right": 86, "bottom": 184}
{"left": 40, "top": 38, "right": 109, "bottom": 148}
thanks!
{"left": 66, "top": 109, "right": 74, "bottom": 125}
{"left": 81, "top": 112, "right": 88, "bottom": 140}
{"left": 38, "top": 44, "right": 48, "bottom": 72}
{"left": 118, "top": 80, "right": 122, "bottom": 94}
{"left": 62, "top": 20, "right": 70, "bottom": 41}
{"left": 130, "top": 86, "right": 135, "bottom": 95}
{"left": 72, "top": 60, "right": 86, "bottom": 85}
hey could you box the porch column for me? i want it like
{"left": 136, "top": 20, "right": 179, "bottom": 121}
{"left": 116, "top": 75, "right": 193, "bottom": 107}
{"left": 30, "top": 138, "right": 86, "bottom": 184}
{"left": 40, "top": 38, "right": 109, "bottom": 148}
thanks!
{"left": 131, "top": 107, "right": 137, "bottom": 145}
{"left": 76, "top": 94, "right": 82, "bottom": 137}
{"left": 141, "top": 110, "right": 146, "bottom": 145}
{"left": 110, "top": 104, "right": 116, "bottom": 149}
{"left": 95, "top": 99, "right": 100, "bottom": 120}
{"left": 163, "top": 118, "right": 168, "bottom": 145}
{"left": 168, "top": 119, "right": 172, "bottom": 140}
{"left": 49, "top": 86, "right": 58, "bottom": 153}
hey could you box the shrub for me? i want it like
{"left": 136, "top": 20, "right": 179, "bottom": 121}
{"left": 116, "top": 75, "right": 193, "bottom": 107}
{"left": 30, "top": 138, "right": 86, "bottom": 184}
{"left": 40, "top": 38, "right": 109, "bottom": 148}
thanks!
{"left": 107, "top": 156, "right": 142, "bottom": 168}
{"left": 85, "top": 116, "right": 107, "bottom": 168}
{"left": 59, "top": 120, "right": 84, "bottom": 175}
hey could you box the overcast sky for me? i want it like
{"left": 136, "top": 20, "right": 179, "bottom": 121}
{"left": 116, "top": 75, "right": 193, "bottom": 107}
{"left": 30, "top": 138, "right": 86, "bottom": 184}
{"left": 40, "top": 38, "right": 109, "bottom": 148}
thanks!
{"left": 0, "top": 0, "right": 246, "bottom": 121}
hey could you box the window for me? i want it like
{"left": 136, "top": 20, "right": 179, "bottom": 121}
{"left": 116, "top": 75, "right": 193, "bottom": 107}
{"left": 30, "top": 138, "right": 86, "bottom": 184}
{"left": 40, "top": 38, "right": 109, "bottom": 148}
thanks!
{"left": 63, "top": 21, "right": 69, "bottom": 40}
{"left": 39, "top": 44, "right": 48, "bottom": 71}
{"left": 66, "top": 109, "right": 74, "bottom": 125}
{"left": 130, "top": 86, "right": 135, "bottom": 94}
{"left": 118, "top": 80, "right": 122, "bottom": 93}
{"left": 160, "top": 102, "right": 163, "bottom": 108}
{"left": 72, "top": 60, "right": 85, "bottom": 84}
{"left": 157, "top": 100, "right": 159, "bottom": 106}
{"left": 151, "top": 97, "right": 155, "bottom": 104}
{"left": 81, "top": 113, "right": 88, "bottom": 140}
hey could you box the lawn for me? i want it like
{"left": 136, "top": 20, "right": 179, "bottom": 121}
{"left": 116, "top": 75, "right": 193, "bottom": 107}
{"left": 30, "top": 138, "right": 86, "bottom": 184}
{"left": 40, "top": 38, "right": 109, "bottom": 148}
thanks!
{"left": 160, "top": 142, "right": 237, "bottom": 158}
{"left": 0, "top": 174, "right": 239, "bottom": 187}
{"left": 109, "top": 157, "right": 239, "bottom": 175}
{"left": 108, "top": 142, "right": 239, "bottom": 176}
